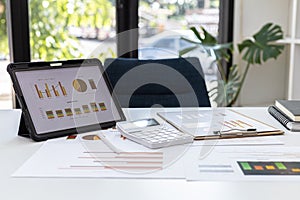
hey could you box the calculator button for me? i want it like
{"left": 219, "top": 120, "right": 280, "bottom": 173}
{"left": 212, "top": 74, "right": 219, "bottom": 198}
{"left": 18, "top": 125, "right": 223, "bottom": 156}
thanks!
{"left": 120, "top": 126, "right": 193, "bottom": 149}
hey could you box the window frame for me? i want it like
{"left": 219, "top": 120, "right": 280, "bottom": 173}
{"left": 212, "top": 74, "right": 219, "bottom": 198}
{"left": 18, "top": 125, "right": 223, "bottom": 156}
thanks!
{"left": 219, "top": 0, "right": 234, "bottom": 76}
{"left": 219, "top": 0, "right": 234, "bottom": 44}
{"left": 116, "top": 0, "right": 138, "bottom": 58}
{"left": 7, "top": 0, "right": 30, "bottom": 62}
{"left": 7, "top": 0, "right": 234, "bottom": 61}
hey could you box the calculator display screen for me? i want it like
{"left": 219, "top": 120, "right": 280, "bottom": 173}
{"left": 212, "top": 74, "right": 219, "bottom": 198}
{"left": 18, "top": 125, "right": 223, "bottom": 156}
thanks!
{"left": 132, "top": 118, "right": 159, "bottom": 128}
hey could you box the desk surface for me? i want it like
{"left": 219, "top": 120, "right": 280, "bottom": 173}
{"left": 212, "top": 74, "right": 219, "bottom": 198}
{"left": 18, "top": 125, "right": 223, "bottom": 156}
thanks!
{"left": 1, "top": 107, "right": 300, "bottom": 200}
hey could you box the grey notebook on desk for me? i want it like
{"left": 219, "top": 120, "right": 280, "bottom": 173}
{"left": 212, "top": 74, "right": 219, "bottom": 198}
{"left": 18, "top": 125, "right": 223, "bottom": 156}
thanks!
{"left": 268, "top": 105, "right": 300, "bottom": 131}
{"left": 275, "top": 100, "right": 300, "bottom": 122}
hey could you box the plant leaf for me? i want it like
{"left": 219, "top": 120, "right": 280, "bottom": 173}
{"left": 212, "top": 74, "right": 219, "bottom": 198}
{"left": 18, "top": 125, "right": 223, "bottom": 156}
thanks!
{"left": 238, "top": 23, "right": 284, "bottom": 64}
{"left": 198, "top": 27, "right": 233, "bottom": 61}
{"left": 181, "top": 36, "right": 201, "bottom": 45}
{"left": 200, "top": 26, "right": 217, "bottom": 45}
{"left": 179, "top": 46, "right": 199, "bottom": 56}
{"left": 190, "top": 27, "right": 202, "bottom": 41}
{"left": 209, "top": 65, "right": 241, "bottom": 106}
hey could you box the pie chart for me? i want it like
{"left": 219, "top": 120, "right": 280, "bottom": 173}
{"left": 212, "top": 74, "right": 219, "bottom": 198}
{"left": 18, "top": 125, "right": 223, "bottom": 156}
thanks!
{"left": 82, "top": 135, "right": 101, "bottom": 140}
{"left": 72, "top": 79, "right": 87, "bottom": 92}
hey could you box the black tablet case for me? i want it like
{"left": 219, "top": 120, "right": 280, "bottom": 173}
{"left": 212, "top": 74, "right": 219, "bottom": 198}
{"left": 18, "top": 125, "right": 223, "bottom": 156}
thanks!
{"left": 7, "top": 58, "right": 125, "bottom": 141}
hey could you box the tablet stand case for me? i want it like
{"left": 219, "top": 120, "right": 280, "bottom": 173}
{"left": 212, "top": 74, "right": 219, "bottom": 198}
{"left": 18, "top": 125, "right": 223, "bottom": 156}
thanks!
{"left": 9, "top": 58, "right": 125, "bottom": 141}
{"left": 18, "top": 114, "right": 30, "bottom": 138}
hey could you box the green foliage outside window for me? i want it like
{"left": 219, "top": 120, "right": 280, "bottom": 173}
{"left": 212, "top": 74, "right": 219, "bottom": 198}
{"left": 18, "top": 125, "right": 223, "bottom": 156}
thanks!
{"left": 0, "top": 1, "right": 8, "bottom": 58}
{"left": 0, "top": 0, "right": 114, "bottom": 61}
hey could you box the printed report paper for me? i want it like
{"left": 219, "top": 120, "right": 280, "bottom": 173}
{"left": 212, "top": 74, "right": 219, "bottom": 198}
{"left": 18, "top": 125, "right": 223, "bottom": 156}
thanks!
{"left": 12, "top": 130, "right": 189, "bottom": 179}
{"left": 185, "top": 146, "right": 300, "bottom": 181}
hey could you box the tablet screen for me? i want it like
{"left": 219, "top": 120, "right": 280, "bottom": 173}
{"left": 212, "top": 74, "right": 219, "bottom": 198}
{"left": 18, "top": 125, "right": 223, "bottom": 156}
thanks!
{"left": 15, "top": 64, "right": 123, "bottom": 134}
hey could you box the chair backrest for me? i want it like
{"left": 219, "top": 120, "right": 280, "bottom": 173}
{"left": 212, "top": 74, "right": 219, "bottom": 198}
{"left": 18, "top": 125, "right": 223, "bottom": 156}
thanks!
{"left": 104, "top": 57, "right": 211, "bottom": 108}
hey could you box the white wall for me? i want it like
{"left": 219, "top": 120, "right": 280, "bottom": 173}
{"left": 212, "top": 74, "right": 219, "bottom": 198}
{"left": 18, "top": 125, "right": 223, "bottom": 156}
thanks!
{"left": 233, "top": 0, "right": 292, "bottom": 106}
{"left": 287, "top": 0, "right": 300, "bottom": 99}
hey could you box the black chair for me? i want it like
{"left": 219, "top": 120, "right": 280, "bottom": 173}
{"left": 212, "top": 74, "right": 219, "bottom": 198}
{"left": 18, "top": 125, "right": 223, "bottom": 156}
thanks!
{"left": 104, "top": 57, "right": 211, "bottom": 108}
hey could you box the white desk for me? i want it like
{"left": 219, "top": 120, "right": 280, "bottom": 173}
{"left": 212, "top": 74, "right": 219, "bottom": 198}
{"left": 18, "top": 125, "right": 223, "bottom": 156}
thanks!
{"left": 1, "top": 107, "right": 300, "bottom": 200}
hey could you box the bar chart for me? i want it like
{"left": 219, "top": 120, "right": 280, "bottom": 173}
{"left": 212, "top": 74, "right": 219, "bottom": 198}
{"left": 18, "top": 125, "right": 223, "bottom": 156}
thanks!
{"left": 45, "top": 102, "right": 107, "bottom": 119}
{"left": 35, "top": 81, "right": 67, "bottom": 99}
{"left": 238, "top": 161, "right": 300, "bottom": 175}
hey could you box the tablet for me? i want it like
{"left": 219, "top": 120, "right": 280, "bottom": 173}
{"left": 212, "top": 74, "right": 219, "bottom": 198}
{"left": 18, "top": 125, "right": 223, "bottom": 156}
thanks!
{"left": 7, "top": 59, "right": 125, "bottom": 141}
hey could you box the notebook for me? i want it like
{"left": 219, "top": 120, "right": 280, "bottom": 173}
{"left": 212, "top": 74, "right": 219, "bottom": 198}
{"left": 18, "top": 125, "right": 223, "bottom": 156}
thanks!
{"left": 275, "top": 100, "right": 300, "bottom": 122}
{"left": 268, "top": 105, "right": 300, "bottom": 131}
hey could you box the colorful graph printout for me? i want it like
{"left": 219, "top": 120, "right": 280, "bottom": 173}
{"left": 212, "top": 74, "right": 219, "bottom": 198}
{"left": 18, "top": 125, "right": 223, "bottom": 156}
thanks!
{"left": 82, "top": 134, "right": 101, "bottom": 140}
{"left": 238, "top": 161, "right": 300, "bottom": 175}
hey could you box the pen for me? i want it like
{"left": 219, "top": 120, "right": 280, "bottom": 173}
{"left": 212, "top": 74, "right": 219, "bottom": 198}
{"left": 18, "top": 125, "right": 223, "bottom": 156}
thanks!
{"left": 219, "top": 128, "right": 257, "bottom": 133}
{"left": 213, "top": 128, "right": 257, "bottom": 136}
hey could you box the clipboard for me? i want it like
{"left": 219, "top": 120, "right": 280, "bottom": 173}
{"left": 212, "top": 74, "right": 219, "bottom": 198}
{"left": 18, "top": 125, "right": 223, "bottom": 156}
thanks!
{"left": 157, "top": 109, "right": 284, "bottom": 140}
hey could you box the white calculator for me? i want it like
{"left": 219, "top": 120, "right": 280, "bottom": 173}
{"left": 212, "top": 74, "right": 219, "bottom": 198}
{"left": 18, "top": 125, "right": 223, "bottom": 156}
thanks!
{"left": 116, "top": 118, "right": 194, "bottom": 149}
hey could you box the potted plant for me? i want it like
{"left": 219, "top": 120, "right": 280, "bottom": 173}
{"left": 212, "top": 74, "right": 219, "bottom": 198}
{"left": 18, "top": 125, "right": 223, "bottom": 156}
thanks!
{"left": 180, "top": 23, "right": 285, "bottom": 106}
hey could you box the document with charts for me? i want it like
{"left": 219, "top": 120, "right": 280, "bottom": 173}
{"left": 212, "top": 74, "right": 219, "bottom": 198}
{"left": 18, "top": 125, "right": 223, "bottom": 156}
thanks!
{"left": 12, "top": 130, "right": 189, "bottom": 179}
{"left": 184, "top": 146, "right": 300, "bottom": 181}
{"left": 157, "top": 108, "right": 283, "bottom": 139}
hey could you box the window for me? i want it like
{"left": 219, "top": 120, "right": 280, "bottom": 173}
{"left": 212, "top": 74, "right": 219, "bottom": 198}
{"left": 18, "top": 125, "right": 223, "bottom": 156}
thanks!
{"left": 5, "top": 0, "right": 233, "bottom": 108}
{"left": 138, "top": 0, "right": 221, "bottom": 79}
{"left": 153, "top": 38, "right": 176, "bottom": 49}
{"left": 29, "top": 0, "right": 116, "bottom": 62}
{"left": 5, "top": 0, "right": 117, "bottom": 108}
{"left": 0, "top": 1, "right": 12, "bottom": 108}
